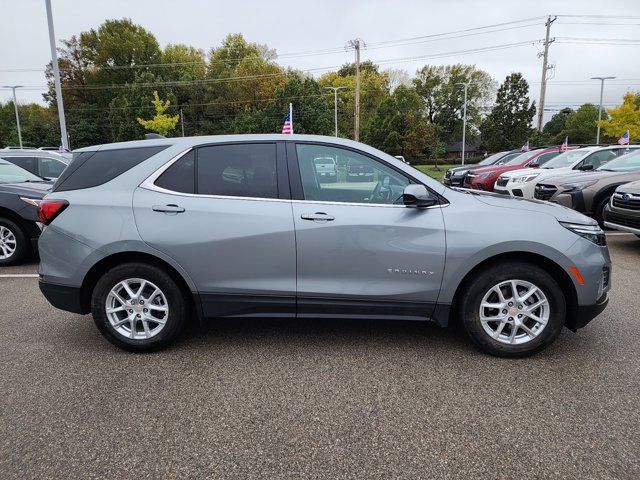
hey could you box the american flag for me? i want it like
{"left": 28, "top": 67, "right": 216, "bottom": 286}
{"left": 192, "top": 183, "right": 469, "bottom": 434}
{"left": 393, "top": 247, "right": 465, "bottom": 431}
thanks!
{"left": 281, "top": 107, "right": 293, "bottom": 134}
{"left": 521, "top": 141, "right": 530, "bottom": 152}
{"left": 618, "top": 131, "right": 630, "bottom": 145}
{"left": 560, "top": 136, "right": 569, "bottom": 151}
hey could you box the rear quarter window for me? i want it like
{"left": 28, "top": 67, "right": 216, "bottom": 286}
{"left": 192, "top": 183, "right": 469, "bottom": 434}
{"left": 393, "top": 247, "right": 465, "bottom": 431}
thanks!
{"left": 53, "top": 146, "right": 169, "bottom": 192}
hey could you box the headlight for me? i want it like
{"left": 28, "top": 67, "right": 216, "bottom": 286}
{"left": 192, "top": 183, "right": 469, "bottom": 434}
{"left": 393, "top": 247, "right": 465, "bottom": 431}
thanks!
{"left": 478, "top": 172, "right": 492, "bottom": 179}
{"left": 560, "top": 222, "right": 606, "bottom": 246}
{"left": 561, "top": 180, "right": 598, "bottom": 192}
{"left": 512, "top": 174, "right": 540, "bottom": 183}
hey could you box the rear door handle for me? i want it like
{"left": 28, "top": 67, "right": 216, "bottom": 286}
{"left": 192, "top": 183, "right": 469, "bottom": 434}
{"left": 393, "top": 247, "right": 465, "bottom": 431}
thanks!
{"left": 152, "top": 204, "right": 185, "bottom": 213}
{"left": 301, "top": 212, "right": 334, "bottom": 221}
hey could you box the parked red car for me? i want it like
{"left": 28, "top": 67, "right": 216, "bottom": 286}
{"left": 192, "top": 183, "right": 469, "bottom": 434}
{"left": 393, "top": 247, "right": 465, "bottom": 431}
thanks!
{"left": 463, "top": 146, "right": 578, "bottom": 191}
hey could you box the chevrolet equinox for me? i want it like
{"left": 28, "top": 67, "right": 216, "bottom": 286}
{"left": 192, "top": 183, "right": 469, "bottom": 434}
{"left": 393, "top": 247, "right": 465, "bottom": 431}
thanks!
{"left": 37, "top": 135, "right": 611, "bottom": 357}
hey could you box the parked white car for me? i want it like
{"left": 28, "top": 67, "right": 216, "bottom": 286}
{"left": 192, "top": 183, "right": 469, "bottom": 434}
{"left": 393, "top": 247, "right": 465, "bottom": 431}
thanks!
{"left": 494, "top": 145, "right": 639, "bottom": 199}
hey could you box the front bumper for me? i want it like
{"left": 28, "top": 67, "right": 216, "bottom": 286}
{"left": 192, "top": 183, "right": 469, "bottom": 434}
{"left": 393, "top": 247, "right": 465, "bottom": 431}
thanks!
{"left": 603, "top": 204, "right": 640, "bottom": 234}
{"left": 569, "top": 292, "right": 609, "bottom": 331}
{"left": 39, "top": 280, "right": 88, "bottom": 315}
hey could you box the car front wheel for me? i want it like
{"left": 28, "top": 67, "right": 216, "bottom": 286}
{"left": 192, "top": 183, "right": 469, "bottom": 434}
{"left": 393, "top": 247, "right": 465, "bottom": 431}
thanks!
{"left": 458, "top": 261, "right": 566, "bottom": 357}
{"left": 91, "top": 263, "right": 188, "bottom": 352}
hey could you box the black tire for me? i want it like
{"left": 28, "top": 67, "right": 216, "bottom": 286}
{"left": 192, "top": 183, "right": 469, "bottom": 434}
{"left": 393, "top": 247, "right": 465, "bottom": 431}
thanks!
{"left": 458, "top": 261, "right": 566, "bottom": 358}
{"left": 0, "top": 218, "right": 30, "bottom": 266}
{"left": 91, "top": 262, "right": 188, "bottom": 352}
{"left": 594, "top": 197, "right": 610, "bottom": 227}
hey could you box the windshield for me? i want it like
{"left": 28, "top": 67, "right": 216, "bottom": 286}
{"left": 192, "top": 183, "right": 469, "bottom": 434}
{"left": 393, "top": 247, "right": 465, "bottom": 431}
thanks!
{"left": 597, "top": 150, "right": 640, "bottom": 172}
{"left": 0, "top": 159, "right": 43, "bottom": 183}
{"left": 541, "top": 149, "right": 594, "bottom": 169}
{"left": 478, "top": 151, "right": 508, "bottom": 166}
{"left": 504, "top": 151, "right": 536, "bottom": 166}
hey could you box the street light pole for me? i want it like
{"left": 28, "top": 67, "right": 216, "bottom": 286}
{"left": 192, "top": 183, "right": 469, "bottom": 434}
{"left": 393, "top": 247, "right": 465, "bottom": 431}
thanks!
{"left": 456, "top": 82, "right": 473, "bottom": 166}
{"left": 45, "top": 0, "right": 69, "bottom": 150}
{"left": 325, "top": 86, "right": 348, "bottom": 137}
{"left": 591, "top": 76, "right": 616, "bottom": 144}
{"left": 2, "top": 86, "right": 23, "bottom": 148}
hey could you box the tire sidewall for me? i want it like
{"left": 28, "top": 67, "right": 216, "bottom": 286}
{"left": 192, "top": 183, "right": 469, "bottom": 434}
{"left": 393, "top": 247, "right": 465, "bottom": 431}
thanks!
{"left": 0, "top": 218, "right": 28, "bottom": 266}
{"left": 460, "top": 262, "right": 566, "bottom": 357}
{"left": 91, "top": 263, "right": 187, "bottom": 352}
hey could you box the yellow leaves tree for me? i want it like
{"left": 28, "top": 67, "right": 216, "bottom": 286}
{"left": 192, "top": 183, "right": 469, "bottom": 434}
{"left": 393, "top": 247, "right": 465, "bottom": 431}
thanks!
{"left": 598, "top": 92, "right": 640, "bottom": 141}
{"left": 137, "top": 91, "right": 179, "bottom": 136}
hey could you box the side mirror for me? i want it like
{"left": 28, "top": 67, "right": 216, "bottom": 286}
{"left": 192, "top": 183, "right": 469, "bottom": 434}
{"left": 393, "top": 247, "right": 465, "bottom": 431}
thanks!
{"left": 529, "top": 162, "right": 540, "bottom": 168}
{"left": 578, "top": 164, "right": 594, "bottom": 171}
{"left": 402, "top": 184, "right": 437, "bottom": 208}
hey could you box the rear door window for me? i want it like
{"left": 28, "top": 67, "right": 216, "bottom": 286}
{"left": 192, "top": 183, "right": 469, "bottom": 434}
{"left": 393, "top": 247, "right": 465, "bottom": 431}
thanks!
{"left": 196, "top": 143, "right": 277, "bottom": 199}
{"left": 584, "top": 150, "right": 616, "bottom": 169}
{"left": 154, "top": 150, "right": 195, "bottom": 194}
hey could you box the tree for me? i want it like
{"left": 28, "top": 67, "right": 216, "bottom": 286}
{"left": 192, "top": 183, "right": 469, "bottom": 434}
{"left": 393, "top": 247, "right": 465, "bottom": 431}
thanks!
{"left": 598, "top": 92, "right": 640, "bottom": 141}
{"left": 366, "top": 85, "right": 439, "bottom": 159}
{"left": 543, "top": 107, "right": 574, "bottom": 143}
{"left": 413, "top": 64, "right": 495, "bottom": 144}
{"left": 481, "top": 73, "right": 536, "bottom": 151}
{"left": 562, "top": 104, "right": 603, "bottom": 144}
{"left": 137, "top": 91, "right": 179, "bottom": 136}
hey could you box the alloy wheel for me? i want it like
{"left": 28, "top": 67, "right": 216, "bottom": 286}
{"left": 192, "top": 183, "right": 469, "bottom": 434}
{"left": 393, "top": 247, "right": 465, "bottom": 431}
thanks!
{"left": 105, "top": 278, "right": 169, "bottom": 340}
{"left": 0, "top": 226, "right": 17, "bottom": 260}
{"left": 479, "top": 279, "right": 550, "bottom": 345}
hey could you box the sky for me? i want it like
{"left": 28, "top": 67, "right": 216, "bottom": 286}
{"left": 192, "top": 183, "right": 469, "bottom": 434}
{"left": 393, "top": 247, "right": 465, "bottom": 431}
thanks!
{"left": 1, "top": 0, "right": 639, "bottom": 125}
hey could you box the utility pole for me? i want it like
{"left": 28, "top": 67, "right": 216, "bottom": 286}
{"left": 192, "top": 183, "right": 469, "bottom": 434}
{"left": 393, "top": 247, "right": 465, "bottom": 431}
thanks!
{"left": 2, "top": 86, "right": 23, "bottom": 148}
{"left": 347, "top": 39, "right": 364, "bottom": 141}
{"left": 180, "top": 108, "right": 185, "bottom": 137}
{"left": 591, "top": 76, "right": 615, "bottom": 144}
{"left": 325, "top": 86, "right": 348, "bottom": 136}
{"left": 536, "top": 16, "right": 556, "bottom": 132}
{"left": 45, "top": 0, "right": 69, "bottom": 150}
{"left": 456, "top": 82, "right": 473, "bottom": 166}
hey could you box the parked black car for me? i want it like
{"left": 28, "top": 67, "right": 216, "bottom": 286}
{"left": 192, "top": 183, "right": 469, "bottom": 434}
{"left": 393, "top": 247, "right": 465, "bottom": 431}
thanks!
{"left": 0, "top": 159, "right": 52, "bottom": 266}
{"left": 443, "top": 150, "right": 521, "bottom": 187}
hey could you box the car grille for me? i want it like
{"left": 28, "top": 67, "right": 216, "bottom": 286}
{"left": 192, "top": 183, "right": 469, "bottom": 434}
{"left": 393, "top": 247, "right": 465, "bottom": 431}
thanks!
{"left": 605, "top": 211, "right": 640, "bottom": 230}
{"left": 496, "top": 177, "right": 508, "bottom": 187}
{"left": 534, "top": 184, "right": 557, "bottom": 200}
{"left": 612, "top": 192, "right": 640, "bottom": 211}
{"left": 463, "top": 175, "right": 473, "bottom": 185}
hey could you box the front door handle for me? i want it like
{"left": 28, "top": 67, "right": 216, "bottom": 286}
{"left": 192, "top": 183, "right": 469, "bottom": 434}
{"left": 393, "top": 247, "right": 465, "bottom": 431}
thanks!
{"left": 301, "top": 212, "right": 334, "bottom": 221}
{"left": 152, "top": 204, "right": 185, "bottom": 213}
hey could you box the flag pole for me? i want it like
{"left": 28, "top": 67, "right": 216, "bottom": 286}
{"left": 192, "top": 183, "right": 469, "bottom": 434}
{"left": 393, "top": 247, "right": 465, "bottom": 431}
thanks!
{"left": 289, "top": 103, "right": 293, "bottom": 134}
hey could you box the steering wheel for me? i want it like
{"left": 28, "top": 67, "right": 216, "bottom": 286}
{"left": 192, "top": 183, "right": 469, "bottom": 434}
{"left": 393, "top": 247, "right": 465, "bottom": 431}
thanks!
{"left": 369, "top": 177, "right": 392, "bottom": 203}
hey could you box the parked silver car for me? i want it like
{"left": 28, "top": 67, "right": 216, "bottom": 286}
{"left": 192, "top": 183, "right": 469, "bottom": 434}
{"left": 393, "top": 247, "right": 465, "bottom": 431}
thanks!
{"left": 37, "top": 135, "right": 611, "bottom": 357}
{"left": 0, "top": 149, "right": 70, "bottom": 181}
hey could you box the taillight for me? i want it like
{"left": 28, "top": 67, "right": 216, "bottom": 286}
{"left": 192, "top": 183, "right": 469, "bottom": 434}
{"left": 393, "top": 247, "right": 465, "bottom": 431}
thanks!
{"left": 37, "top": 199, "right": 69, "bottom": 225}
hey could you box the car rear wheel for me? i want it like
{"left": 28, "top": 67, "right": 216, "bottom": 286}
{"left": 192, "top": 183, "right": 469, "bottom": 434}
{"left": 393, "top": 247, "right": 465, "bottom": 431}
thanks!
{"left": 91, "top": 263, "right": 188, "bottom": 352}
{"left": 458, "top": 261, "right": 566, "bottom": 357}
{"left": 0, "top": 218, "right": 29, "bottom": 266}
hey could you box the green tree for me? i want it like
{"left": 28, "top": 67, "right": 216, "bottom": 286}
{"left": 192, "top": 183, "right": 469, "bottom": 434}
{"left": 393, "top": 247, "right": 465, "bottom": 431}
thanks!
{"left": 137, "top": 91, "right": 180, "bottom": 136}
{"left": 598, "top": 92, "right": 640, "bottom": 141}
{"left": 413, "top": 64, "right": 495, "bottom": 144}
{"left": 367, "top": 85, "right": 438, "bottom": 159}
{"left": 543, "top": 107, "right": 574, "bottom": 143}
{"left": 561, "top": 104, "right": 603, "bottom": 144}
{"left": 481, "top": 73, "right": 536, "bottom": 151}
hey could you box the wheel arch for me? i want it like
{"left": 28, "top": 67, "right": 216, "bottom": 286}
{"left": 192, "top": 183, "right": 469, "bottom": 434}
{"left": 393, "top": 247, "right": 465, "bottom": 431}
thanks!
{"left": 0, "top": 206, "right": 38, "bottom": 241}
{"left": 78, "top": 251, "right": 198, "bottom": 317}
{"left": 449, "top": 251, "right": 578, "bottom": 328}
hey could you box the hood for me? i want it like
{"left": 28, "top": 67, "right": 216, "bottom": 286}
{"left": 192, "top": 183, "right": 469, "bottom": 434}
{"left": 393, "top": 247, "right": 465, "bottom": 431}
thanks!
{"left": 447, "top": 165, "right": 474, "bottom": 174}
{"left": 500, "top": 167, "right": 537, "bottom": 178}
{"left": 467, "top": 164, "right": 507, "bottom": 175}
{"left": 0, "top": 181, "right": 52, "bottom": 197}
{"left": 465, "top": 189, "right": 598, "bottom": 225}
{"left": 542, "top": 170, "right": 634, "bottom": 186}
{"left": 616, "top": 179, "right": 640, "bottom": 195}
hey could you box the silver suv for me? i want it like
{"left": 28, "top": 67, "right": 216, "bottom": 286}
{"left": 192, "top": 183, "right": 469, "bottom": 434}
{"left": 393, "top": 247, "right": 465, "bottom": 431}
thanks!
{"left": 37, "top": 135, "right": 611, "bottom": 357}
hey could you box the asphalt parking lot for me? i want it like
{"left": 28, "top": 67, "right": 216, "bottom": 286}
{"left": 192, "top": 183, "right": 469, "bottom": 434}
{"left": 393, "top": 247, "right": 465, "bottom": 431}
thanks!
{"left": 1, "top": 234, "right": 639, "bottom": 479}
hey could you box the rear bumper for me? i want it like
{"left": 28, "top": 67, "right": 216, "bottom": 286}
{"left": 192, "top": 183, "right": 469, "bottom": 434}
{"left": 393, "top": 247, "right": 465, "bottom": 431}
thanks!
{"left": 39, "top": 280, "right": 88, "bottom": 315}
